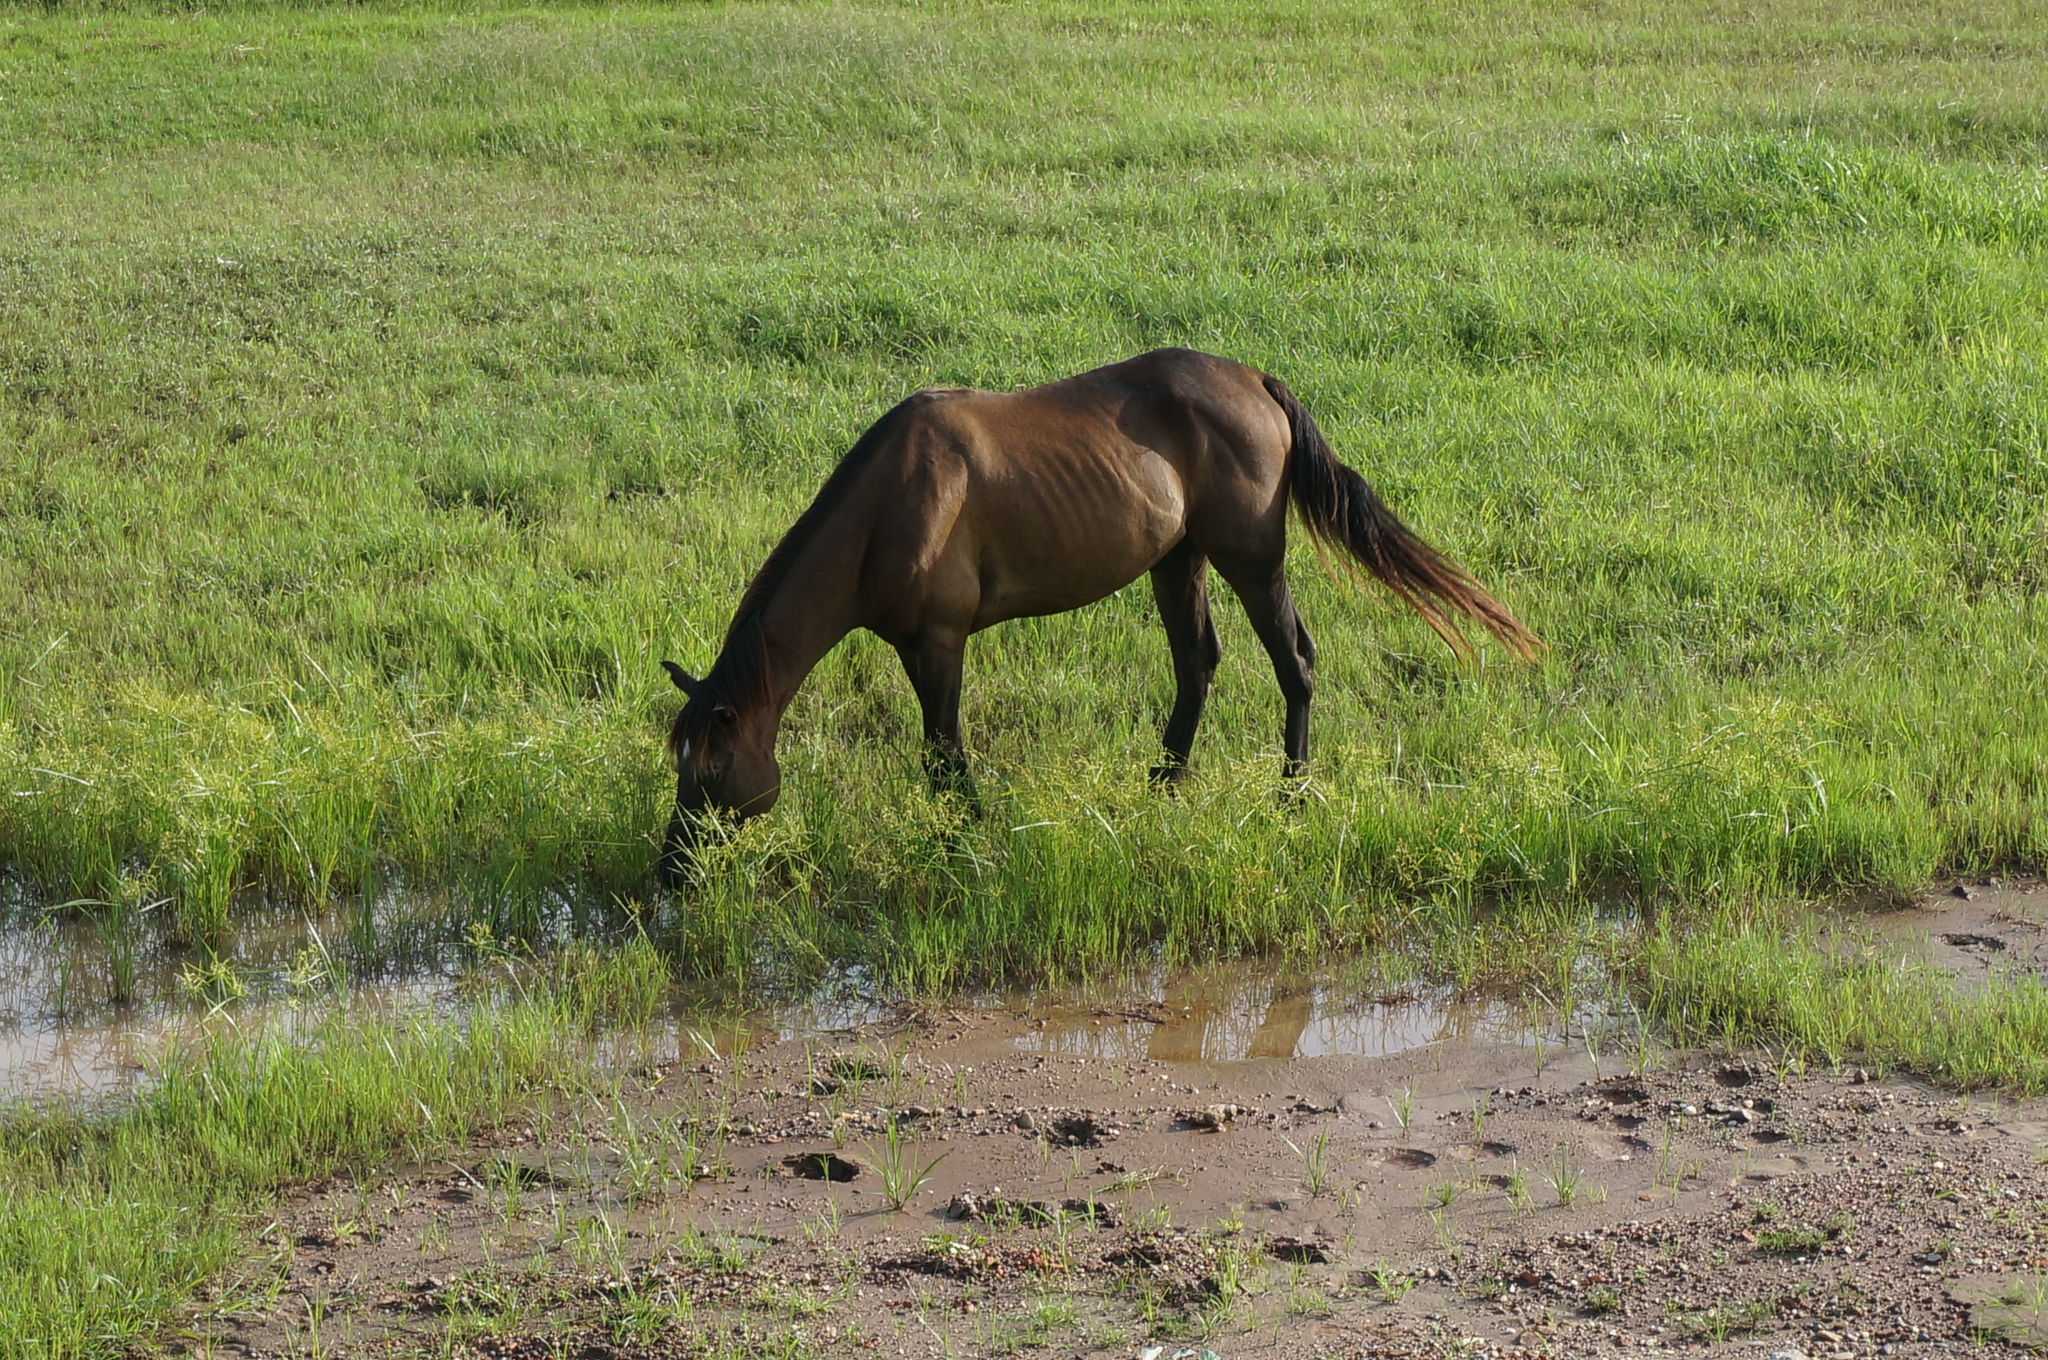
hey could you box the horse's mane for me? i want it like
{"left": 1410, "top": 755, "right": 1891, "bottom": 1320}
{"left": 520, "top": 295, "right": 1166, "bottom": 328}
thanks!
{"left": 668, "top": 390, "right": 931, "bottom": 762}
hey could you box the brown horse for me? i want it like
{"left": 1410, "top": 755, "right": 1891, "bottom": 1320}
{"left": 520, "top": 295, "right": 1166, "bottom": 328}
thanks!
{"left": 659, "top": 348, "right": 1539, "bottom": 882}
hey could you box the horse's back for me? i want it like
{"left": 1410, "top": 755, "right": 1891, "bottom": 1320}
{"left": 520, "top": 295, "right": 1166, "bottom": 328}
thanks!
{"left": 899, "top": 348, "right": 1286, "bottom": 482}
{"left": 844, "top": 351, "right": 1291, "bottom": 632}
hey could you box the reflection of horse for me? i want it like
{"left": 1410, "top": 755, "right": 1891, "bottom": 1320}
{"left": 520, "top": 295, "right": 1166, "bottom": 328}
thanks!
{"left": 1145, "top": 974, "right": 1315, "bottom": 1064}
{"left": 660, "top": 348, "right": 1541, "bottom": 882}
{"left": 1247, "top": 990, "right": 1317, "bottom": 1061}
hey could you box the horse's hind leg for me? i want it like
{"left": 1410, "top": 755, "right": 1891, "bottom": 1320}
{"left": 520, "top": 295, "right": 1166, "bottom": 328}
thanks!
{"left": 895, "top": 632, "right": 977, "bottom": 803}
{"left": 1149, "top": 539, "right": 1221, "bottom": 785}
{"left": 1213, "top": 554, "right": 1316, "bottom": 779}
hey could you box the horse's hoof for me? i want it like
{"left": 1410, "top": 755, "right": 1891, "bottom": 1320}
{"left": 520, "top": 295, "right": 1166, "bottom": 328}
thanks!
{"left": 1275, "top": 775, "right": 1317, "bottom": 808}
{"left": 1149, "top": 764, "right": 1190, "bottom": 791}
{"left": 931, "top": 775, "right": 982, "bottom": 813}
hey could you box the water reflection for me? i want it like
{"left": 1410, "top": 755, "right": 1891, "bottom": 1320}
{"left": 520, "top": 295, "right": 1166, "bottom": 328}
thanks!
{"left": 0, "top": 878, "right": 646, "bottom": 1096}
{"left": 1016, "top": 963, "right": 1537, "bottom": 1063}
{"left": 0, "top": 881, "right": 1568, "bottom": 1100}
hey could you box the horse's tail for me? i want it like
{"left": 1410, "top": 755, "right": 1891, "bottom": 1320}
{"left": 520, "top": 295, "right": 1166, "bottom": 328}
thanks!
{"left": 1268, "top": 374, "right": 1543, "bottom": 664}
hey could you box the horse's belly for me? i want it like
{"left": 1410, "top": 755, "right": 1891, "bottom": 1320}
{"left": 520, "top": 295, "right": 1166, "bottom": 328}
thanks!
{"left": 974, "top": 542, "right": 1165, "bottom": 625}
{"left": 969, "top": 471, "right": 1183, "bottom": 626}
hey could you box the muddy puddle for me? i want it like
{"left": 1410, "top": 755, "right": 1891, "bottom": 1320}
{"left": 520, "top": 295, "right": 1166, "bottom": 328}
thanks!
{"left": 1012, "top": 968, "right": 1542, "bottom": 1065}
{"left": 4, "top": 878, "right": 2041, "bottom": 1101}
{"left": 221, "top": 888, "right": 2048, "bottom": 1360}
{"left": 0, "top": 948, "right": 1543, "bottom": 1101}
{"left": 0, "top": 894, "right": 1567, "bottom": 1101}
{"left": 1858, "top": 877, "right": 2048, "bottom": 987}
{"left": 15, "top": 882, "right": 2048, "bottom": 1357}
{"left": 0, "top": 887, "right": 461, "bottom": 1095}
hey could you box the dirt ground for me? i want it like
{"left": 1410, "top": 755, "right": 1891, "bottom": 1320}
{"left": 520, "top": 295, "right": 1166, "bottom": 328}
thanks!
{"left": 190, "top": 884, "right": 2048, "bottom": 1360}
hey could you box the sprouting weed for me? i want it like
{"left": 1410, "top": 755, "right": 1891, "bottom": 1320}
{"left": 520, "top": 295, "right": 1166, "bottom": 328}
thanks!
{"left": 177, "top": 956, "right": 248, "bottom": 1007}
{"left": 1629, "top": 1021, "right": 1655, "bottom": 1079}
{"left": 1127, "top": 1202, "right": 1173, "bottom": 1234}
{"left": 484, "top": 1158, "right": 526, "bottom": 1223}
{"left": 418, "top": 1215, "right": 452, "bottom": 1262}
{"left": 1506, "top": 1162, "right": 1534, "bottom": 1213}
{"left": 1104, "top": 1166, "right": 1163, "bottom": 1194}
{"left": 1467, "top": 1253, "right": 1512, "bottom": 1301}
{"left": 610, "top": 1100, "right": 665, "bottom": 1203}
{"left": 864, "top": 1120, "right": 948, "bottom": 1212}
{"left": 801, "top": 1199, "right": 841, "bottom": 1243}
{"left": 283, "top": 940, "right": 344, "bottom": 1000}
{"left": 1389, "top": 1087, "right": 1416, "bottom": 1133}
{"left": 1286, "top": 1272, "right": 1333, "bottom": 1318}
{"left": 1283, "top": 1125, "right": 1336, "bottom": 1198}
{"left": 818, "top": 1075, "right": 854, "bottom": 1145}
{"left": 881, "top": 1045, "right": 912, "bottom": 1108}
{"left": 1368, "top": 1261, "right": 1414, "bottom": 1303}
{"left": 1545, "top": 1141, "right": 1579, "bottom": 1207}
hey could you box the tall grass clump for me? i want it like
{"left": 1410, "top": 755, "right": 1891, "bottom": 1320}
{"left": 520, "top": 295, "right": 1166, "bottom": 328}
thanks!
{"left": 1636, "top": 908, "right": 2048, "bottom": 1093}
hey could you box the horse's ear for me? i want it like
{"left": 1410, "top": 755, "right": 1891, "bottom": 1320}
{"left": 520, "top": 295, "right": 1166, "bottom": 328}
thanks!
{"left": 661, "top": 660, "right": 702, "bottom": 698}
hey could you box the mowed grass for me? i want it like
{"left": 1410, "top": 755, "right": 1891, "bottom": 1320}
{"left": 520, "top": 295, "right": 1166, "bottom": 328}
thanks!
{"left": 1, "top": 0, "right": 2046, "bottom": 996}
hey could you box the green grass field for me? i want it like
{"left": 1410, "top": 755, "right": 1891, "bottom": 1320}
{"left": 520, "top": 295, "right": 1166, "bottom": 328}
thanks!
{"left": 4, "top": 5, "right": 2048, "bottom": 1349}
{"left": 3, "top": 0, "right": 2046, "bottom": 998}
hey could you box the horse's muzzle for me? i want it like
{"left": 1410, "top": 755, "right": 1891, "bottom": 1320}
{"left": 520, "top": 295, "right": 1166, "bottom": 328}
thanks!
{"left": 656, "top": 813, "right": 696, "bottom": 890}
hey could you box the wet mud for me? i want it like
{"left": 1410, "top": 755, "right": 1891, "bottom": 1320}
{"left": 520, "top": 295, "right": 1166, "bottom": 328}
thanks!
{"left": 164, "top": 883, "right": 2048, "bottom": 1359}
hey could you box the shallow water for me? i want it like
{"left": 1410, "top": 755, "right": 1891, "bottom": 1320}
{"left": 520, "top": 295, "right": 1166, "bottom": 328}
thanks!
{"left": 1856, "top": 880, "right": 2048, "bottom": 991}
{"left": 0, "top": 967, "right": 1536, "bottom": 1097}
{"left": 0, "top": 922, "right": 1557, "bottom": 1099}
{"left": 0, "top": 885, "right": 463, "bottom": 1095}
{"left": 0, "top": 879, "right": 1630, "bottom": 1097}
{"left": 0, "top": 871, "right": 672, "bottom": 1095}
{"left": 1010, "top": 964, "right": 1538, "bottom": 1064}
{"left": 26, "top": 874, "right": 2030, "bottom": 1097}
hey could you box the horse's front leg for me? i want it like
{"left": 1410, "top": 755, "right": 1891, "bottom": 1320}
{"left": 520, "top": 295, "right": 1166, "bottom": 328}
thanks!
{"left": 895, "top": 632, "right": 977, "bottom": 804}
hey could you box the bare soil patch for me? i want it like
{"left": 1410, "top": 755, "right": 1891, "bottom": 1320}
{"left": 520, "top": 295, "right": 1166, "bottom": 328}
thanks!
{"left": 192, "top": 888, "right": 2048, "bottom": 1359}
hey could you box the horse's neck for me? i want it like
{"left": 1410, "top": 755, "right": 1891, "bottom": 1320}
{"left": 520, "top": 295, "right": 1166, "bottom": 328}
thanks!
{"left": 736, "top": 533, "right": 863, "bottom": 723}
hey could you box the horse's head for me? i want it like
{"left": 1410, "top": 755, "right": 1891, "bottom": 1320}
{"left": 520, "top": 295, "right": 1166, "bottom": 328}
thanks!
{"left": 658, "top": 660, "right": 781, "bottom": 885}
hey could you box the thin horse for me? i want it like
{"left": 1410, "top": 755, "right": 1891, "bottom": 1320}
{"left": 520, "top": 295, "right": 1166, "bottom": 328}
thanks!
{"left": 659, "top": 348, "right": 1539, "bottom": 882}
